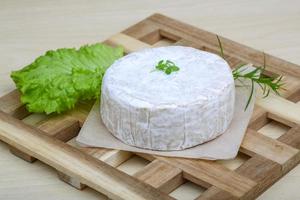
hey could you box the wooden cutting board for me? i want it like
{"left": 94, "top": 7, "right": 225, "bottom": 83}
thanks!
{"left": 0, "top": 13, "right": 300, "bottom": 200}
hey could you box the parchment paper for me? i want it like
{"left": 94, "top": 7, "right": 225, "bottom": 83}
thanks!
{"left": 76, "top": 76, "right": 255, "bottom": 160}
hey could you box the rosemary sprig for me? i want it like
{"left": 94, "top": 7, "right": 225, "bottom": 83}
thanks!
{"left": 216, "top": 35, "right": 224, "bottom": 59}
{"left": 216, "top": 35, "right": 284, "bottom": 110}
{"left": 232, "top": 64, "right": 284, "bottom": 110}
{"left": 152, "top": 60, "right": 180, "bottom": 75}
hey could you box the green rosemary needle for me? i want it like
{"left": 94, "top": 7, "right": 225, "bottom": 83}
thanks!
{"left": 216, "top": 35, "right": 224, "bottom": 59}
{"left": 216, "top": 35, "right": 284, "bottom": 110}
{"left": 232, "top": 64, "right": 284, "bottom": 110}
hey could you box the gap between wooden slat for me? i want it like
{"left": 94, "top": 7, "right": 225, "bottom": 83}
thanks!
{"left": 217, "top": 152, "right": 251, "bottom": 171}
{"left": 117, "top": 155, "right": 150, "bottom": 176}
{"left": 258, "top": 120, "right": 290, "bottom": 139}
{"left": 153, "top": 38, "right": 174, "bottom": 47}
{"left": 106, "top": 33, "right": 151, "bottom": 53}
{"left": 170, "top": 181, "right": 205, "bottom": 200}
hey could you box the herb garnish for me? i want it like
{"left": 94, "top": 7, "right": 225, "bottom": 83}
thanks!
{"left": 153, "top": 60, "right": 180, "bottom": 75}
{"left": 216, "top": 35, "right": 284, "bottom": 110}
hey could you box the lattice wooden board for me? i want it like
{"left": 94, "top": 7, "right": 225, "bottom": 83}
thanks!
{"left": 0, "top": 14, "right": 300, "bottom": 200}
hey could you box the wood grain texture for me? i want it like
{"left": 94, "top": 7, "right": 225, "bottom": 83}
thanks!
{"left": 198, "top": 156, "right": 281, "bottom": 200}
{"left": 168, "top": 158, "right": 257, "bottom": 199}
{"left": 134, "top": 159, "right": 184, "bottom": 193}
{"left": 256, "top": 94, "right": 300, "bottom": 124}
{"left": 279, "top": 126, "right": 300, "bottom": 150}
{"left": 0, "top": 90, "right": 29, "bottom": 119}
{"left": 0, "top": 111, "right": 173, "bottom": 200}
{"left": 138, "top": 153, "right": 257, "bottom": 199}
{"left": 107, "top": 33, "right": 151, "bottom": 53}
{"left": 5, "top": 101, "right": 88, "bottom": 162}
{"left": 241, "top": 129, "right": 300, "bottom": 173}
{"left": 1, "top": 1, "right": 300, "bottom": 199}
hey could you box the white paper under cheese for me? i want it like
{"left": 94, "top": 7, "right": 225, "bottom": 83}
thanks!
{"left": 101, "top": 46, "right": 235, "bottom": 150}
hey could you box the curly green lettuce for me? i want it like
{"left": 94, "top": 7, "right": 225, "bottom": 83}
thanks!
{"left": 11, "top": 44, "right": 123, "bottom": 114}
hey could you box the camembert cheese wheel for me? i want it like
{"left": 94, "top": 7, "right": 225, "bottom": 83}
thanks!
{"left": 101, "top": 46, "right": 235, "bottom": 150}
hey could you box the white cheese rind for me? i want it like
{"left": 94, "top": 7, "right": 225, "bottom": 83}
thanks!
{"left": 101, "top": 46, "right": 235, "bottom": 150}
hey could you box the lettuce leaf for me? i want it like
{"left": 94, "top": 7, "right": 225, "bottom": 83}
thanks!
{"left": 11, "top": 44, "right": 123, "bottom": 114}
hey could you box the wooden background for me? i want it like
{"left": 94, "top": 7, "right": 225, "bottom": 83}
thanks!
{"left": 0, "top": 0, "right": 299, "bottom": 199}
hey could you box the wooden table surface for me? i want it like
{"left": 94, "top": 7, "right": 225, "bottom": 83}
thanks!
{"left": 0, "top": 1, "right": 299, "bottom": 199}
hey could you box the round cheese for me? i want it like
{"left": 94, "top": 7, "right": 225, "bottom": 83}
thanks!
{"left": 100, "top": 46, "right": 235, "bottom": 150}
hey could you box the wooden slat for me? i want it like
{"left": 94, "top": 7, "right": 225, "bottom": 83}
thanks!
{"left": 37, "top": 117, "right": 80, "bottom": 141}
{"left": 235, "top": 155, "right": 281, "bottom": 198}
{"left": 138, "top": 152, "right": 257, "bottom": 199}
{"left": 280, "top": 75, "right": 300, "bottom": 98}
{"left": 197, "top": 187, "right": 237, "bottom": 200}
{"left": 210, "top": 124, "right": 299, "bottom": 200}
{"left": 278, "top": 125, "right": 300, "bottom": 149}
{"left": 9, "top": 111, "right": 83, "bottom": 161}
{"left": 287, "top": 88, "right": 300, "bottom": 103}
{"left": 0, "top": 90, "right": 29, "bottom": 119}
{"left": 2, "top": 101, "right": 93, "bottom": 189}
{"left": 9, "top": 146, "right": 37, "bottom": 163}
{"left": 198, "top": 155, "right": 281, "bottom": 200}
{"left": 12, "top": 114, "right": 85, "bottom": 188}
{"left": 57, "top": 171, "right": 86, "bottom": 190}
{"left": 134, "top": 159, "right": 184, "bottom": 193}
{"left": 241, "top": 129, "right": 300, "bottom": 173}
{"left": 152, "top": 157, "right": 257, "bottom": 199}
{"left": 58, "top": 148, "right": 132, "bottom": 190}
{"left": 256, "top": 93, "right": 300, "bottom": 124}
{"left": 248, "top": 106, "right": 269, "bottom": 130}
{"left": 10, "top": 118, "right": 79, "bottom": 161}
{"left": 0, "top": 111, "right": 173, "bottom": 200}
{"left": 201, "top": 124, "right": 300, "bottom": 200}
{"left": 70, "top": 143, "right": 133, "bottom": 168}
{"left": 267, "top": 113, "right": 297, "bottom": 128}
